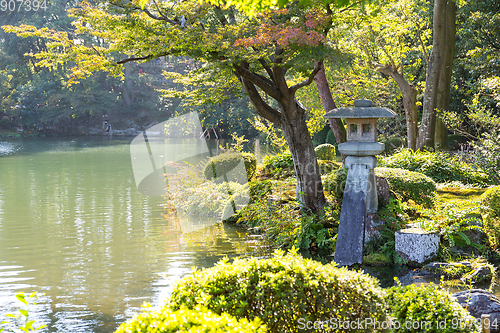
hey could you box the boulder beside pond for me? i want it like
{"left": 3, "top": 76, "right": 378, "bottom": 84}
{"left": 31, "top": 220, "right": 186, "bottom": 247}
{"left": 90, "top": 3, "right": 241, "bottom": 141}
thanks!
{"left": 453, "top": 289, "right": 500, "bottom": 332}
{"left": 423, "top": 261, "right": 494, "bottom": 283}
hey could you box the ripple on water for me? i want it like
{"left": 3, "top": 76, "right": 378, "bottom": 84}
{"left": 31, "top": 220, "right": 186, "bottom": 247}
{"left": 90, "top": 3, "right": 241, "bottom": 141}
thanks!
{"left": 0, "top": 142, "right": 20, "bottom": 156}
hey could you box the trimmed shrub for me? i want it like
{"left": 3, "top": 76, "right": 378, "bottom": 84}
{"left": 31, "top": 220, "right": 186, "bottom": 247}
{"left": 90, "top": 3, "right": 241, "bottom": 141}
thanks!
{"left": 387, "top": 284, "right": 480, "bottom": 333}
{"left": 167, "top": 250, "right": 387, "bottom": 333}
{"left": 114, "top": 305, "right": 265, "bottom": 333}
{"left": 379, "top": 148, "right": 490, "bottom": 185}
{"left": 204, "top": 152, "right": 256, "bottom": 182}
{"left": 375, "top": 167, "right": 437, "bottom": 207}
{"left": 314, "top": 143, "right": 336, "bottom": 161}
{"left": 482, "top": 186, "right": 500, "bottom": 218}
{"left": 322, "top": 167, "right": 437, "bottom": 207}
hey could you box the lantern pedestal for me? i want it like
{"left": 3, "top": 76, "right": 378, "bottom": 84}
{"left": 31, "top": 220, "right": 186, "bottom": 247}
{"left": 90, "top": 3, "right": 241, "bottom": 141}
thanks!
{"left": 325, "top": 99, "right": 396, "bottom": 266}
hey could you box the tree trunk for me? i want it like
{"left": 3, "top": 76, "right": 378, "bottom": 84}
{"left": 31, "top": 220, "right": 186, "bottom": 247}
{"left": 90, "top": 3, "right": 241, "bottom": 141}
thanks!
{"left": 236, "top": 62, "right": 327, "bottom": 213}
{"left": 417, "top": 0, "right": 447, "bottom": 150}
{"left": 279, "top": 99, "right": 326, "bottom": 212}
{"left": 376, "top": 65, "right": 418, "bottom": 150}
{"left": 434, "top": 0, "right": 456, "bottom": 150}
{"left": 314, "top": 63, "right": 347, "bottom": 145}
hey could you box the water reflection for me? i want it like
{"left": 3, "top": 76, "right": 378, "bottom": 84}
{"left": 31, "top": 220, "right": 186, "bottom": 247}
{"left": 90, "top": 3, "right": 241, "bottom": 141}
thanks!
{"left": 0, "top": 137, "right": 268, "bottom": 332}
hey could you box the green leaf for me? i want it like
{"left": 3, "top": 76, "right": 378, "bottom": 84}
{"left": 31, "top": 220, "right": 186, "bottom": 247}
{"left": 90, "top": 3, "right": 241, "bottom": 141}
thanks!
{"left": 18, "top": 309, "right": 29, "bottom": 317}
{"left": 16, "top": 293, "right": 27, "bottom": 305}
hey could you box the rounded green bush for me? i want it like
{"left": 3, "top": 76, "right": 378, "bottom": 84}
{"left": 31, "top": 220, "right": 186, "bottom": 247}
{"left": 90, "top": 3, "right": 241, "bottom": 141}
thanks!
{"left": 387, "top": 284, "right": 480, "bottom": 333}
{"left": 482, "top": 186, "right": 500, "bottom": 217}
{"left": 375, "top": 167, "right": 437, "bottom": 207}
{"left": 167, "top": 250, "right": 387, "bottom": 333}
{"left": 114, "top": 305, "right": 265, "bottom": 333}
{"left": 379, "top": 149, "right": 490, "bottom": 185}
{"left": 323, "top": 167, "right": 437, "bottom": 207}
{"left": 314, "top": 143, "right": 336, "bottom": 161}
{"left": 203, "top": 152, "right": 256, "bottom": 182}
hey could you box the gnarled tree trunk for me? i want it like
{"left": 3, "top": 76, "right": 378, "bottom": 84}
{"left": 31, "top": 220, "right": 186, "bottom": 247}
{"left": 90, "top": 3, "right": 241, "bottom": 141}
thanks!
{"left": 235, "top": 61, "right": 327, "bottom": 212}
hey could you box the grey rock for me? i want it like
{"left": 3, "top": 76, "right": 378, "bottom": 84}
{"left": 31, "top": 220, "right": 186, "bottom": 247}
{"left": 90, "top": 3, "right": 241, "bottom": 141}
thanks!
{"left": 424, "top": 261, "right": 472, "bottom": 272}
{"left": 453, "top": 289, "right": 500, "bottom": 332}
{"left": 462, "top": 213, "right": 487, "bottom": 246}
{"left": 376, "top": 176, "right": 390, "bottom": 207}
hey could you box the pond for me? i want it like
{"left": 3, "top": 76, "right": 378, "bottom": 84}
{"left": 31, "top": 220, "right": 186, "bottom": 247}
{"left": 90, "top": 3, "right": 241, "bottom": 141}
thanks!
{"left": 0, "top": 137, "right": 268, "bottom": 332}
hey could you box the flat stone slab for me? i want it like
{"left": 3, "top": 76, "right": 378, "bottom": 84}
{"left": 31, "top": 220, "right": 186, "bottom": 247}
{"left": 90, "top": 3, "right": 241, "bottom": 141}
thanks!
{"left": 338, "top": 142, "right": 385, "bottom": 156}
{"left": 395, "top": 228, "right": 439, "bottom": 265}
{"left": 334, "top": 165, "right": 368, "bottom": 266}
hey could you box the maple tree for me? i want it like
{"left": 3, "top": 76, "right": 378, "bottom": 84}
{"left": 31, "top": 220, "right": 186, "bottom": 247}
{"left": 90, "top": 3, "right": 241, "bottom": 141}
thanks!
{"left": 3, "top": 0, "right": 348, "bottom": 211}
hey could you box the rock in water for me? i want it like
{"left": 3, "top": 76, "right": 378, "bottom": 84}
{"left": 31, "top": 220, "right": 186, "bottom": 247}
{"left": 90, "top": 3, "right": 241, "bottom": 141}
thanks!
{"left": 453, "top": 289, "right": 500, "bottom": 332}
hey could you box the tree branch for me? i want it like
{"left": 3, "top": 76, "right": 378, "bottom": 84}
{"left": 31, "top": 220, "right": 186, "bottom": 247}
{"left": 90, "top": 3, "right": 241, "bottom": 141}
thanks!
{"left": 290, "top": 61, "right": 323, "bottom": 94}
{"left": 109, "top": 1, "right": 180, "bottom": 26}
{"left": 117, "top": 53, "right": 168, "bottom": 64}
{"left": 237, "top": 75, "right": 282, "bottom": 125}
{"left": 233, "top": 63, "right": 282, "bottom": 100}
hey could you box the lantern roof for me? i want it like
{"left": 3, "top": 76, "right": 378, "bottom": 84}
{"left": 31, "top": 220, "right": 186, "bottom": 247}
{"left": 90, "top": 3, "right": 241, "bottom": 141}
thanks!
{"left": 324, "top": 99, "right": 397, "bottom": 119}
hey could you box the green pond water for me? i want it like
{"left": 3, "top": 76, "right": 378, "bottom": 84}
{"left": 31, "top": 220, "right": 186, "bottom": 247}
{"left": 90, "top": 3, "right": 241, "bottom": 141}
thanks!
{"left": 0, "top": 137, "right": 268, "bottom": 332}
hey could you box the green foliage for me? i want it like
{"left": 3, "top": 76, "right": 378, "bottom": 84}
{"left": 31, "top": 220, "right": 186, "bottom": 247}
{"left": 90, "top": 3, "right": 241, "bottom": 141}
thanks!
{"left": 379, "top": 149, "right": 490, "bottom": 185}
{"left": 248, "top": 180, "right": 274, "bottom": 202}
{"left": 321, "top": 168, "right": 348, "bottom": 203}
{"left": 364, "top": 198, "right": 408, "bottom": 265}
{"left": 262, "top": 152, "right": 294, "bottom": 179}
{"left": 204, "top": 152, "right": 257, "bottom": 182}
{"left": 0, "top": 292, "right": 47, "bottom": 333}
{"left": 0, "top": 118, "right": 12, "bottom": 129}
{"left": 237, "top": 198, "right": 337, "bottom": 250}
{"left": 114, "top": 305, "right": 265, "bottom": 333}
{"left": 166, "top": 161, "right": 248, "bottom": 218}
{"left": 322, "top": 167, "right": 437, "bottom": 207}
{"left": 167, "top": 250, "right": 387, "bottom": 333}
{"left": 363, "top": 253, "right": 392, "bottom": 266}
{"left": 375, "top": 167, "right": 437, "bottom": 207}
{"left": 387, "top": 283, "right": 480, "bottom": 333}
{"left": 482, "top": 186, "right": 500, "bottom": 218}
{"left": 416, "top": 200, "right": 484, "bottom": 250}
{"left": 250, "top": 118, "right": 288, "bottom": 154}
{"left": 314, "top": 143, "right": 336, "bottom": 160}
{"left": 482, "top": 187, "right": 500, "bottom": 249}
{"left": 317, "top": 160, "right": 340, "bottom": 175}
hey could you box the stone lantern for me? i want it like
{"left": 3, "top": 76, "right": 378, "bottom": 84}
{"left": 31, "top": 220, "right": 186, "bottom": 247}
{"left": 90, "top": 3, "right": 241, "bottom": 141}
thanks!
{"left": 324, "top": 99, "right": 396, "bottom": 266}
